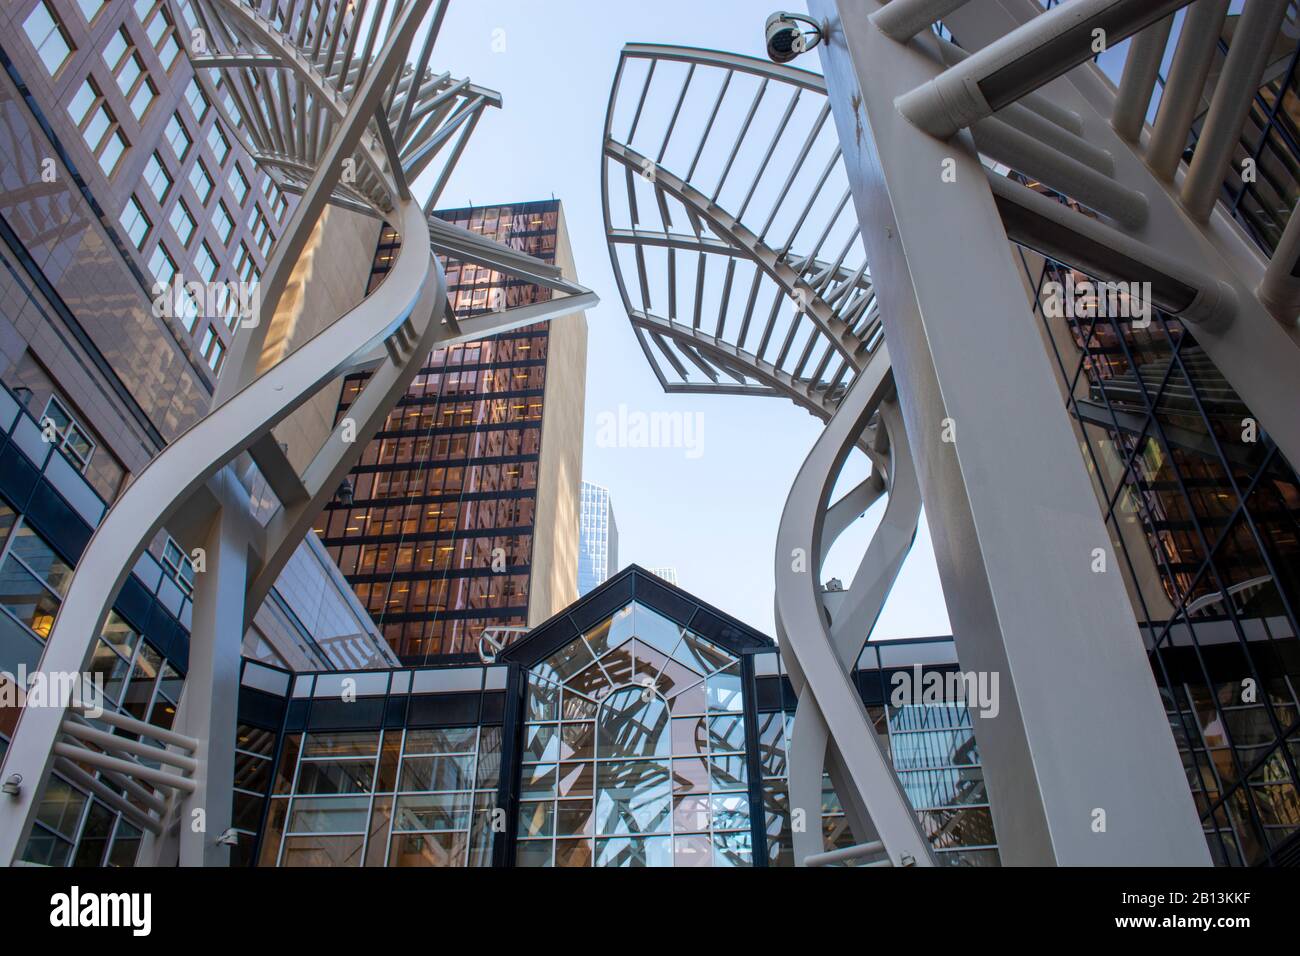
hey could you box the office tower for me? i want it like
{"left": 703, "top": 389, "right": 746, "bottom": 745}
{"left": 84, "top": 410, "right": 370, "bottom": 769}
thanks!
{"left": 647, "top": 567, "right": 678, "bottom": 587}
{"left": 316, "top": 200, "right": 589, "bottom": 663}
{"left": 578, "top": 480, "right": 619, "bottom": 596}
{"left": 3, "top": 1, "right": 318, "bottom": 425}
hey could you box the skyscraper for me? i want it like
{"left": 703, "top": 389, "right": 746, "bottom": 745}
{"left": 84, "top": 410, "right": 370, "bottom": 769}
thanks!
{"left": 578, "top": 480, "right": 618, "bottom": 596}
{"left": 648, "top": 567, "right": 678, "bottom": 587}
{"left": 316, "top": 200, "right": 589, "bottom": 662}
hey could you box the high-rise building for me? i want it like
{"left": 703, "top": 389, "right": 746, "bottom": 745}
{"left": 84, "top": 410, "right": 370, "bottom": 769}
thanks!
{"left": 647, "top": 567, "right": 678, "bottom": 587}
{"left": 3, "top": 1, "right": 314, "bottom": 424}
{"left": 315, "top": 200, "right": 589, "bottom": 663}
{"left": 578, "top": 480, "right": 618, "bottom": 596}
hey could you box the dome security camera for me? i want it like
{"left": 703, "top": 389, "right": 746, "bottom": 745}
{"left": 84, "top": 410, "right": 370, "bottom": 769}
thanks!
{"left": 766, "top": 12, "right": 824, "bottom": 64}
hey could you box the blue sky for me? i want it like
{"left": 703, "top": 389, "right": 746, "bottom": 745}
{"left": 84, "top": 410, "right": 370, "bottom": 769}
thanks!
{"left": 414, "top": 0, "right": 1158, "bottom": 638}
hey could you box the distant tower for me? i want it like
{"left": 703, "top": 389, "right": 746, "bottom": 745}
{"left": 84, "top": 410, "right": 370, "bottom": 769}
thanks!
{"left": 647, "top": 567, "right": 678, "bottom": 587}
{"left": 578, "top": 481, "right": 619, "bottom": 595}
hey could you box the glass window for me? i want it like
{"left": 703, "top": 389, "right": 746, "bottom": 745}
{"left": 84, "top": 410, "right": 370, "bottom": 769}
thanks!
{"left": 161, "top": 538, "right": 194, "bottom": 595}
{"left": 169, "top": 199, "right": 195, "bottom": 246}
{"left": 185, "top": 80, "right": 208, "bottom": 121}
{"left": 194, "top": 242, "right": 218, "bottom": 283}
{"left": 24, "top": 2, "right": 73, "bottom": 77}
{"left": 98, "top": 128, "right": 127, "bottom": 177}
{"left": 228, "top": 165, "right": 249, "bottom": 204}
{"left": 142, "top": 153, "right": 171, "bottom": 203}
{"left": 148, "top": 244, "right": 175, "bottom": 287}
{"left": 40, "top": 396, "right": 95, "bottom": 472}
{"left": 77, "top": 1, "right": 104, "bottom": 23}
{"left": 119, "top": 196, "right": 149, "bottom": 250}
{"left": 517, "top": 601, "right": 749, "bottom": 867}
{"left": 66, "top": 80, "right": 96, "bottom": 127}
{"left": 213, "top": 202, "right": 234, "bottom": 245}
{"left": 189, "top": 161, "right": 213, "bottom": 204}
{"left": 165, "top": 113, "right": 191, "bottom": 160}
{"left": 207, "top": 124, "right": 230, "bottom": 167}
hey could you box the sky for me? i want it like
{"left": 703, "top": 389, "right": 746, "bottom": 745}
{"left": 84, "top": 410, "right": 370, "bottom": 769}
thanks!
{"left": 414, "top": 0, "right": 961, "bottom": 639}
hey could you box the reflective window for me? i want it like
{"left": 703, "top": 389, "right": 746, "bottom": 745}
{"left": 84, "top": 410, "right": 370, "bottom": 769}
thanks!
{"left": 517, "top": 602, "right": 752, "bottom": 867}
{"left": 24, "top": 2, "right": 73, "bottom": 77}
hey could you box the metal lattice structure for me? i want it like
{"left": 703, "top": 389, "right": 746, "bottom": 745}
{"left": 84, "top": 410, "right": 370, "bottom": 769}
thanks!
{"left": 0, "top": 0, "right": 595, "bottom": 866}
{"left": 602, "top": 45, "right": 882, "bottom": 422}
{"left": 602, "top": 44, "right": 931, "bottom": 868}
{"left": 607, "top": 0, "right": 1300, "bottom": 868}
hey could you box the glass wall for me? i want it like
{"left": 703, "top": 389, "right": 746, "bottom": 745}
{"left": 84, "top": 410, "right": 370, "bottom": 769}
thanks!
{"left": 756, "top": 643, "right": 1000, "bottom": 867}
{"left": 516, "top": 601, "right": 754, "bottom": 867}
{"left": 258, "top": 726, "right": 500, "bottom": 867}
{"left": 316, "top": 201, "right": 563, "bottom": 662}
{"left": 1033, "top": 255, "right": 1300, "bottom": 865}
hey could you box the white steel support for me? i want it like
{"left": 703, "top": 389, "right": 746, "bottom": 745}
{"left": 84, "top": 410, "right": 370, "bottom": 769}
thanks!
{"left": 142, "top": 471, "right": 251, "bottom": 867}
{"left": 810, "top": 0, "right": 1210, "bottom": 864}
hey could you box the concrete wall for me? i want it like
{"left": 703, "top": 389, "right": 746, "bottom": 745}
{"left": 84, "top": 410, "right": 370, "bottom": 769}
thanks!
{"left": 262, "top": 206, "right": 381, "bottom": 475}
{"left": 528, "top": 206, "right": 587, "bottom": 626}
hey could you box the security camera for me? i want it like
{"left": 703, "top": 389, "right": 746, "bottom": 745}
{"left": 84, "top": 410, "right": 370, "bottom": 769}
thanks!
{"left": 766, "top": 12, "right": 824, "bottom": 64}
{"left": 2, "top": 773, "right": 22, "bottom": 796}
{"left": 216, "top": 828, "right": 239, "bottom": 847}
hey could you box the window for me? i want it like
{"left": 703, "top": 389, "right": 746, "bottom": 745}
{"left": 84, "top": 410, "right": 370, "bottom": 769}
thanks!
{"left": 262, "top": 178, "right": 289, "bottom": 222}
{"left": 135, "top": 0, "right": 180, "bottom": 71}
{"left": 161, "top": 538, "right": 195, "bottom": 596}
{"left": 189, "top": 161, "right": 213, "bottom": 205}
{"left": 185, "top": 80, "right": 209, "bottom": 121}
{"left": 104, "top": 28, "right": 158, "bottom": 122}
{"left": 234, "top": 243, "right": 256, "bottom": 283}
{"left": 195, "top": 242, "right": 218, "bottom": 283}
{"left": 165, "top": 113, "right": 191, "bottom": 160}
{"left": 77, "top": 1, "right": 104, "bottom": 24}
{"left": 228, "top": 165, "right": 249, "bottom": 205}
{"left": 515, "top": 602, "right": 752, "bottom": 867}
{"left": 98, "top": 128, "right": 128, "bottom": 177}
{"left": 119, "top": 196, "right": 150, "bottom": 250}
{"left": 142, "top": 152, "right": 171, "bottom": 203}
{"left": 169, "top": 200, "right": 195, "bottom": 246}
{"left": 70, "top": 80, "right": 129, "bottom": 175}
{"left": 41, "top": 396, "right": 96, "bottom": 474}
{"left": 248, "top": 207, "right": 274, "bottom": 256}
{"left": 214, "top": 202, "right": 234, "bottom": 245}
{"left": 148, "top": 244, "right": 176, "bottom": 287}
{"left": 199, "top": 326, "right": 224, "bottom": 372}
{"left": 207, "top": 124, "right": 230, "bottom": 167}
{"left": 129, "top": 76, "right": 157, "bottom": 121}
{"left": 24, "top": 3, "right": 74, "bottom": 77}
{"left": 66, "top": 81, "right": 96, "bottom": 127}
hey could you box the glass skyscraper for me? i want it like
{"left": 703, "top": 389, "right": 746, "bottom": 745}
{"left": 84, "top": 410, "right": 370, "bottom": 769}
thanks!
{"left": 315, "top": 201, "right": 587, "bottom": 663}
{"left": 578, "top": 480, "right": 618, "bottom": 596}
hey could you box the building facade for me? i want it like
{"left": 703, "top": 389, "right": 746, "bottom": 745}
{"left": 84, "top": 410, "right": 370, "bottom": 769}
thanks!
{"left": 315, "top": 200, "right": 588, "bottom": 664}
{"left": 233, "top": 565, "right": 998, "bottom": 867}
{"left": 4, "top": 1, "right": 304, "bottom": 425}
{"left": 578, "top": 480, "right": 618, "bottom": 596}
